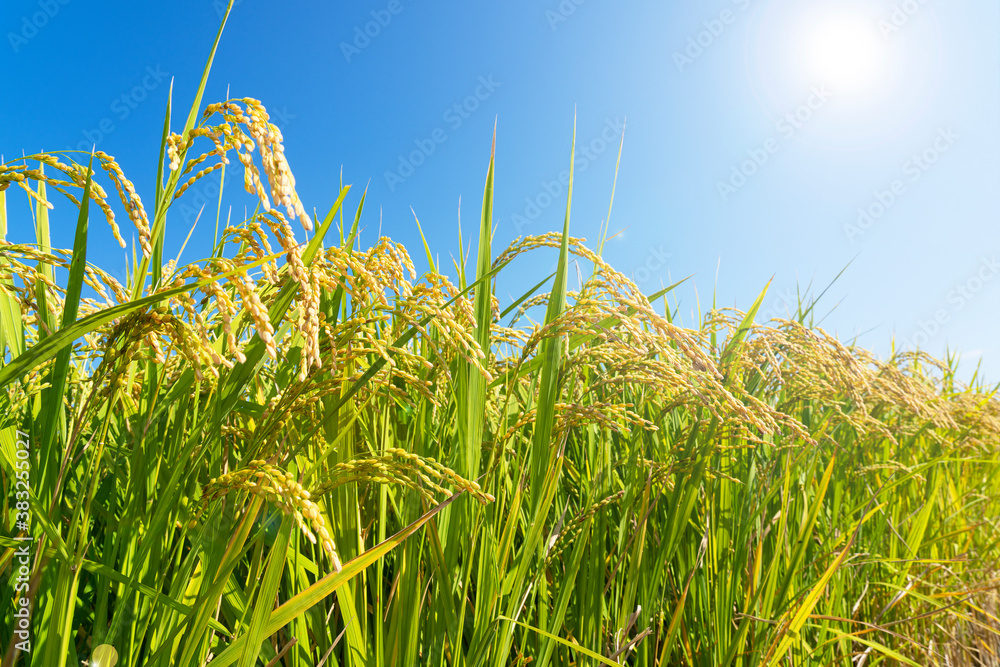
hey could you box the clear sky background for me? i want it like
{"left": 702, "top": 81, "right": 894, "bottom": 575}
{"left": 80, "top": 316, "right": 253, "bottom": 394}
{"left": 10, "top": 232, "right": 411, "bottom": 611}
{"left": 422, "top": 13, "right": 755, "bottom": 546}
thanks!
{"left": 2, "top": 0, "right": 998, "bottom": 381}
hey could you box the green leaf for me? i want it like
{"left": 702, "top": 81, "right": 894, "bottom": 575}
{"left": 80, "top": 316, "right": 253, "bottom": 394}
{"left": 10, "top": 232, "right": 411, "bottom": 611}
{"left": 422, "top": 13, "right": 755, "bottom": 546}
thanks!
{"left": 39, "top": 152, "right": 94, "bottom": 467}
{"left": 208, "top": 492, "right": 463, "bottom": 667}
{"left": 461, "top": 125, "right": 496, "bottom": 479}
{"left": 498, "top": 616, "right": 624, "bottom": 667}
{"left": 528, "top": 112, "right": 575, "bottom": 514}
{"left": 238, "top": 515, "right": 293, "bottom": 667}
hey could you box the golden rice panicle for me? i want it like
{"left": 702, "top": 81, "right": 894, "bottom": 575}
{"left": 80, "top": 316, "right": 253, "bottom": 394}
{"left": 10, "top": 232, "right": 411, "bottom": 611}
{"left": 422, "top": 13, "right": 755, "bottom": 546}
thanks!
{"left": 203, "top": 461, "right": 341, "bottom": 571}
{"left": 251, "top": 209, "right": 322, "bottom": 379}
{"left": 2, "top": 155, "right": 126, "bottom": 250}
{"left": 167, "top": 100, "right": 311, "bottom": 231}
{"left": 497, "top": 232, "right": 722, "bottom": 380}
{"left": 193, "top": 258, "right": 275, "bottom": 367}
{"left": 240, "top": 98, "right": 311, "bottom": 230}
{"left": 199, "top": 274, "right": 246, "bottom": 364}
{"left": 82, "top": 264, "right": 128, "bottom": 306}
{"left": 313, "top": 449, "right": 494, "bottom": 505}
{"left": 704, "top": 311, "right": 973, "bottom": 446}
{"left": 94, "top": 152, "right": 152, "bottom": 258}
{"left": 366, "top": 237, "right": 418, "bottom": 291}
{"left": 173, "top": 162, "right": 225, "bottom": 201}
{"left": 385, "top": 447, "right": 495, "bottom": 503}
{"left": 298, "top": 266, "right": 322, "bottom": 381}
{"left": 163, "top": 289, "right": 221, "bottom": 381}
{"left": 313, "top": 457, "right": 442, "bottom": 506}
{"left": 222, "top": 220, "right": 279, "bottom": 284}
{"left": 545, "top": 490, "right": 625, "bottom": 567}
{"left": 392, "top": 273, "right": 492, "bottom": 381}
{"left": 226, "top": 269, "right": 277, "bottom": 361}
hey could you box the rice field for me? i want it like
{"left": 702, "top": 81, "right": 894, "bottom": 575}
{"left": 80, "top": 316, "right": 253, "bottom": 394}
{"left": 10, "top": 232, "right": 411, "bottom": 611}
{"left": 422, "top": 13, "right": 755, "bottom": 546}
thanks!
{"left": 1, "top": 7, "right": 999, "bottom": 667}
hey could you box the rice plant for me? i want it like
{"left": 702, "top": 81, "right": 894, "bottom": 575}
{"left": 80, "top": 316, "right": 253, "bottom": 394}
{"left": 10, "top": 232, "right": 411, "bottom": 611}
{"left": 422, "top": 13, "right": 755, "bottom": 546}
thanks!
{"left": 1, "top": 5, "right": 998, "bottom": 666}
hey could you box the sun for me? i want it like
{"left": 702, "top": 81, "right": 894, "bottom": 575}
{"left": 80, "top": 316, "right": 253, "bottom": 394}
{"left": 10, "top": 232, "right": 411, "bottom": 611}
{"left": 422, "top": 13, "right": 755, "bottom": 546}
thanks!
{"left": 798, "top": 13, "right": 888, "bottom": 94}
{"left": 745, "top": 0, "right": 943, "bottom": 149}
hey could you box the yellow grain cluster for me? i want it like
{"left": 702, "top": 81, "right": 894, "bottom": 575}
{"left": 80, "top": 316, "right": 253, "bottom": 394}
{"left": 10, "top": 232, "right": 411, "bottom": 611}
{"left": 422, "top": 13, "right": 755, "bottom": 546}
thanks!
{"left": 202, "top": 460, "right": 342, "bottom": 571}
{"left": 313, "top": 447, "right": 494, "bottom": 506}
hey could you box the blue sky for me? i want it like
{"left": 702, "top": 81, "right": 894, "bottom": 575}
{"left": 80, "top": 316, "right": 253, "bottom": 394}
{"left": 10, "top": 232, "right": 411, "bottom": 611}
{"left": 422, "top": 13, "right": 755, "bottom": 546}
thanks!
{"left": 2, "top": 0, "right": 998, "bottom": 380}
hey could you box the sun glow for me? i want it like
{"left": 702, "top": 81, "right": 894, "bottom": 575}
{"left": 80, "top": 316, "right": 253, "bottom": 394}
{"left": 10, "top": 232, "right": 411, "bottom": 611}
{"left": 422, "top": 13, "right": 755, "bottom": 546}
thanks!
{"left": 799, "top": 14, "right": 888, "bottom": 95}
{"left": 745, "top": 0, "right": 944, "bottom": 150}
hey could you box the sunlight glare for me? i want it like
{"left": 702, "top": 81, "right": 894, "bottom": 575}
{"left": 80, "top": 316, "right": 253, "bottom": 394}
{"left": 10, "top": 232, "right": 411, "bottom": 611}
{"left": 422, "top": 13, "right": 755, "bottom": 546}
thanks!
{"left": 800, "top": 14, "right": 888, "bottom": 95}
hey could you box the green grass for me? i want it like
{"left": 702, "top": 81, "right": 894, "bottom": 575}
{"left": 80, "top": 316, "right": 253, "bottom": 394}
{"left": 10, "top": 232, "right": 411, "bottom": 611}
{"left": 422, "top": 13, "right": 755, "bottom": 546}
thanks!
{"left": 1, "top": 6, "right": 999, "bottom": 666}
